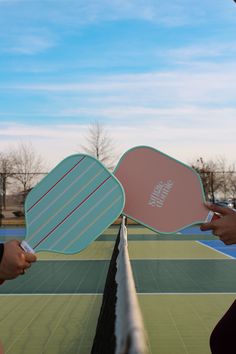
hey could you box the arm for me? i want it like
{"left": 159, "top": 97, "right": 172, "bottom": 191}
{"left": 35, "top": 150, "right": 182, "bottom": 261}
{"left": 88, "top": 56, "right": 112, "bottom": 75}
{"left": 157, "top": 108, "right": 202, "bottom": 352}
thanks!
{"left": 201, "top": 203, "right": 236, "bottom": 245}
{"left": 0, "top": 240, "right": 37, "bottom": 282}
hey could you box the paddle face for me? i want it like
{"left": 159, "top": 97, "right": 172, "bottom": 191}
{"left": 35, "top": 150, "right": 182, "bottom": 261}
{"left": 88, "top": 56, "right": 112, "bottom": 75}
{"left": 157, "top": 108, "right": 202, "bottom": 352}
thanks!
{"left": 23, "top": 154, "right": 125, "bottom": 253}
{"left": 114, "top": 146, "right": 211, "bottom": 234}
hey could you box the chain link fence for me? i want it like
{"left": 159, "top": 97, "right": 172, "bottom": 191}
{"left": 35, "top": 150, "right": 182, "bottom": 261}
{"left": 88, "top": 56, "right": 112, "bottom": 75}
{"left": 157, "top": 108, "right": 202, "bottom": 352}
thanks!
{"left": 0, "top": 173, "right": 47, "bottom": 226}
{"left": 0, "top": 171, "right": 236, "bottom": 226}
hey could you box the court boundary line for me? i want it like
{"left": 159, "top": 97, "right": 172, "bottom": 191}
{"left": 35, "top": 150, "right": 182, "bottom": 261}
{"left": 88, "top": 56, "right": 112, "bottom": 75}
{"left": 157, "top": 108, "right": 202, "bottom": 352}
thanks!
{"left": 137, "top": 292, "right": 236, "bottom": 295}
{"left": 0, "top": 293, "right": 236, "bottom": 297}
{"left": 196, "top": 240, "right": 235, "bottom": 259}
{"left": 36, "top": 257, "right": 233, "bottom": 261}
{"left": 0, "top": 293, "right": 103, "bottom": 297}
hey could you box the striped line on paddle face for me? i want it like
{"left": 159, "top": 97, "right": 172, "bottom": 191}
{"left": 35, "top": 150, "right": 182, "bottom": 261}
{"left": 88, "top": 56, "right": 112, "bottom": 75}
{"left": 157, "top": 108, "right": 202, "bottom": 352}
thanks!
{"left": 26, "top": 166, "right": 104, "bottom": 244}
{"left": 27, "top": 160, "right": 98, "bottom": 228}
{"left": 26, "top": 156, "right": 86, "bottom": 212}
{"left": 32, "top": 176, "right": 112, "bottom": 250}
{"left": 64, "top": 194, "right": 123, "bottom": 252}
{"left": 47, "top": 184, "right": 122, "bottom": 252}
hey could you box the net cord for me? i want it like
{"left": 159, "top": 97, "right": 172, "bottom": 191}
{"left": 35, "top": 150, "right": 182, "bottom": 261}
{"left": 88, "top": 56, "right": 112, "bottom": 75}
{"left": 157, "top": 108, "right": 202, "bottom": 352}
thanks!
{"left": 115, "top": 217, "right": 148, "bottom": 354}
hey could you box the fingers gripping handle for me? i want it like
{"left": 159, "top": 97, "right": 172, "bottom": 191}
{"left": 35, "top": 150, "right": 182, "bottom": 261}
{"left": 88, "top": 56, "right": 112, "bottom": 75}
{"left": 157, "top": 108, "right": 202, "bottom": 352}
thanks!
{"left": 20, "top": 241, "right": 35, "bottom": 254}
{"left": 0, "top": 241, "right": 35, "bottom": 286}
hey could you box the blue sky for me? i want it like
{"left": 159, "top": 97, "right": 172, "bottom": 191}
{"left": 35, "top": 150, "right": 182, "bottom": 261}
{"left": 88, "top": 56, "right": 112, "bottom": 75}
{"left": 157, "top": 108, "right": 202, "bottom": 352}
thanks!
{"left": 0, "top": 0, "right": 236, "bottom": 168}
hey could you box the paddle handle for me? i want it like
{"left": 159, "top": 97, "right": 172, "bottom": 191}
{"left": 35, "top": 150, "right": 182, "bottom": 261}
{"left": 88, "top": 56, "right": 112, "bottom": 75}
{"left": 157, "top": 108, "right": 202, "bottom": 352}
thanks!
{"left": 205, "top": 211, "right": 220, "bottom": 223}
{"left": 20, "top": 241, "right": 35, "bottom": 254}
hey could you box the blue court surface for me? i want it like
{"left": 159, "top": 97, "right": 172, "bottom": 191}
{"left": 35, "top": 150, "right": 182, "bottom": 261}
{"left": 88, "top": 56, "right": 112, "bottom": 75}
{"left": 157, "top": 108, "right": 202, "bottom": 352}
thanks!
{"left": 0, "top": 228, "right": 25, "bottom": 237}
{"left": 180, "top": 226, "right": 212, "bottom": 235}
{"left": 176, "top": 226, "right": 236, "bottom": 260}
{"left": 200, "top": 240, "right": 236, "bottom": 259}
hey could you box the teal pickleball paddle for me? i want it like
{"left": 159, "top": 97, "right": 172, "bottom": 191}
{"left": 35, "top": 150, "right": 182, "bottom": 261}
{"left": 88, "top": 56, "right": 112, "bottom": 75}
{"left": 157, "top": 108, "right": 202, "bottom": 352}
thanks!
{"left": 21, "top": 154, "right": 125, "bottom": 254}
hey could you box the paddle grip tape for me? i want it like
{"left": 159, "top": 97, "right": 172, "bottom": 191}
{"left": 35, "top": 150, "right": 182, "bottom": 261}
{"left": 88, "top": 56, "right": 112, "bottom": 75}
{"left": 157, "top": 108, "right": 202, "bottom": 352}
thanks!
{"left": 21, "top": 241, "right": 35, "bottom": 254}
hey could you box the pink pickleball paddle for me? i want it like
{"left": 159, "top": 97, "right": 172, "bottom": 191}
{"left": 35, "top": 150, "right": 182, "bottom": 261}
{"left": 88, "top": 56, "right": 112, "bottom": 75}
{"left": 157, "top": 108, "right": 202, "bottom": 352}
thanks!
{"left": 114, "top": 146, "right": 214, "bottom": 234}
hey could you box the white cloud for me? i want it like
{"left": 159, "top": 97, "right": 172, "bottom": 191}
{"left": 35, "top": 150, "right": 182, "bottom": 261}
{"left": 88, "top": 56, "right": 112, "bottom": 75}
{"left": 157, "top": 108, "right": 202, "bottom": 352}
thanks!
{"left": 2, "top": 61, "right": 236, "bottom": 107}
{"left": 0, "top": 122, "right": 88, "bottom": 168}
{"left": 0, "top": 111, "right": 235, "bottom": 170}
{"left": 162, "top": 43, "right": 236, "bottom": 63}
{"left": 0, "top": 60, "right": 235, "bottom": 169}
{"left": 6, "top": 35, "right": 55, "bottom": 55}
{"left": 0, "top": 0, "right": 234, "bottom": 32}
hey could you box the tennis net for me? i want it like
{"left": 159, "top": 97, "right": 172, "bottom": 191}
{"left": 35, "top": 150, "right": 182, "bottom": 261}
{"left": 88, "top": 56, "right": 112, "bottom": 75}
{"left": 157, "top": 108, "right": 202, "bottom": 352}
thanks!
{"left": 91, "top": 217, "right": 148, "bottom": 354}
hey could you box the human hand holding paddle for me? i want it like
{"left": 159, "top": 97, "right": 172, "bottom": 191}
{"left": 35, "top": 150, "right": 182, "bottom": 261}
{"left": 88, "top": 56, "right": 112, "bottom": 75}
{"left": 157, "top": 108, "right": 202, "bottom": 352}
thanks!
{"left": 0, "top": 240, "right": 37, "bottom": 282}
{"left": 0, "top": 154, "right": 124, "bottom": 285}
{"left": 200, "top": 203, "right": 236, "bottom": 245}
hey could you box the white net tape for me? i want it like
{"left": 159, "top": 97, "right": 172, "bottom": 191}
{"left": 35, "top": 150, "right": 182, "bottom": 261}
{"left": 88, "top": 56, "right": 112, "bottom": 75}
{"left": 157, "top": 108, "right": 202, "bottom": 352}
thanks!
{"left": 115, "top": 217, "right": 148, "bottom": 354}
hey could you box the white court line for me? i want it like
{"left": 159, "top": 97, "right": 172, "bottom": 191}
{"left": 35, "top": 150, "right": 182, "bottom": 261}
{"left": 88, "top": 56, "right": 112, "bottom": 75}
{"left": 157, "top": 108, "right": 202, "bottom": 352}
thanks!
{"left": 0, "top": 293, "right": 236, "bottom": 297}
{"left": 0, "top": 293, "right": 103, "bottom": 296}
{"left": 196, "top": 240, "right": 235, "bottom": 259}
{"left": 37, "top": 258, "right": 111, "bottom": 261}
{"left": 137, "top": 292, "right": 236, "bottom": 295}
{"left": 36, "top": 257, "right": 235, "bottom": 261}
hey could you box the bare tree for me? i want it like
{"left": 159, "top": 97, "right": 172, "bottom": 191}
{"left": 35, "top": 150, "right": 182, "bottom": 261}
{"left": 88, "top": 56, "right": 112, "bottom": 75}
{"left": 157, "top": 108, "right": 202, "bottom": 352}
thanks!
{"left": 11, "top": 142, "right": 46, "bottom": 196}
{"left": 226, "top": 163, "right": 236, "bottom": 204}
{"left": 191, "top": 156, "right": 236, "bottom": 202}
{"left": 0, "top": 151, "right": 15, "bottom": 210}
{"left": 80, "top": 121, "right": 117, "bottom": 170}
